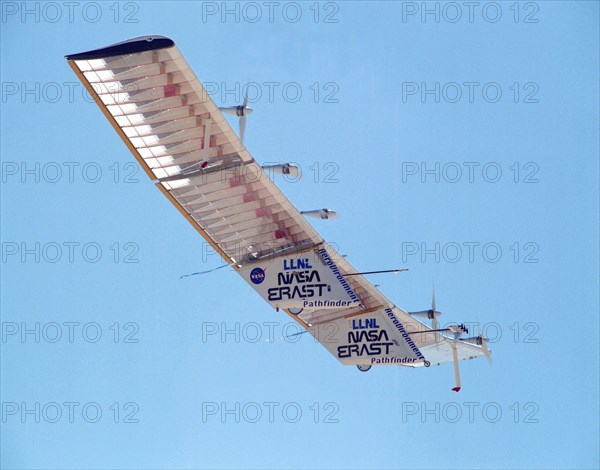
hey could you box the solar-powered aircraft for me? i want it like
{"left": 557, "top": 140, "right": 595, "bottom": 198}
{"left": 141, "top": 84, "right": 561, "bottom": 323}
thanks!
{"left": 66, "top": 36, "right": 491, "bottom": 391}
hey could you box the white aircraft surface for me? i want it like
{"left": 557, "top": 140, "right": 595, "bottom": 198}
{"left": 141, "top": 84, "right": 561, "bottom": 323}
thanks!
{"left": 66, "top": 35, "right": 491, "bottom": 391}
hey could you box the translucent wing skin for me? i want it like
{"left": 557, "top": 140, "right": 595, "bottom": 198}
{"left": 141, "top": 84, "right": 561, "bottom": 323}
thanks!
{"left": 66, "top": 36, "right": 486, "bottom": 368}
{"left": 66, "top": 36, "right": 322, "bottom": 265}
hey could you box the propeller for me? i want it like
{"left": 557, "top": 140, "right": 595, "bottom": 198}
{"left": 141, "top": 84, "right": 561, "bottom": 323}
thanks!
{"left": 480, "top": 328, "right": 492, "bottom": 364}
{"left": 431, "top": 287, "right": 438, "bottom": 330}
{"left": 301, "top": 209, "right": 338, "bottom": 220}
{"left": 219, "top": 90, "right": 253, "bottom": 145}
{"left": 458, "top": 328, "right": 492, "bottom": 364}
{"left": 239, "top": 93, "right": 247, "bottom": 144}
{"left": 408, "top": 286, "right": 442, "bottom": 331}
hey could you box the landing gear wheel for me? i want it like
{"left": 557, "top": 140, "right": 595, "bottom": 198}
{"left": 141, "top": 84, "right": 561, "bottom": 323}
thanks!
{"left": 357, "top": 364, "right": 372, "bottom": 372}
{"left": 423, "top": 360, "right": 431, "bottom": 368}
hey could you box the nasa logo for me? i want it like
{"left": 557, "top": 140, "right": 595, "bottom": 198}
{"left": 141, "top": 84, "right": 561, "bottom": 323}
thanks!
{"left": 250, "top": 267, "right": 266, "bottom": 285}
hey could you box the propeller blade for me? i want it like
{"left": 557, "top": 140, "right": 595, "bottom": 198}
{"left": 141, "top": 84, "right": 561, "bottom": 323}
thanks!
{"left": 451, "top": 343, "right": 461, "bottom": 392}
{"left": 431, "top": 286, "right": 438, "bottom": 331}
{"left": 240, "top": 115, "right": 247, "bottom": 144}
{"left": 242, "top": 90, "right": 248, "bottom": 108}
{"left": 479, "top": 328, "right": 493, "bottom": 364}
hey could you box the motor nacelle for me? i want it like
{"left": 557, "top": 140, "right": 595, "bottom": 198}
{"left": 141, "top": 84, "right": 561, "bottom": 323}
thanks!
{"left": 262, "top": 163, "right": 300, "bottom": 179}
{"left": 460, "top": 335, "right": 484, "bottom": 346}
{"left": 220, "top": 105, "right": 254, "bottom": 117}
{"left": 409, "top": 309, "right": 442, "bottom": 320}
{"left": 301, "top": 208, "right": 337, "bottom": 220}
{"left": 218, "top": 92, "right": 252, "bottom": 144}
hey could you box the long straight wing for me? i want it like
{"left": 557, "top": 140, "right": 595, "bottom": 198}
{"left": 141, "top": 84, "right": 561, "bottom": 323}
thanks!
{"left": 66, "top": 36, "right": 322, "bottom": 265}
{"left": 65, "top": 36, "right": 485, "bottom": 368}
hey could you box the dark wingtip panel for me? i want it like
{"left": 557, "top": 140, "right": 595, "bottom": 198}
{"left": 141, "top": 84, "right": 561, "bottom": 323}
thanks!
{"left": 65, "top": 35, "right": 175, "bottom": 61}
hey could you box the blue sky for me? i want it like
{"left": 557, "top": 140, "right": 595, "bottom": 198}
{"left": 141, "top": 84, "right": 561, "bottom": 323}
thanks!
{"left": 1, "top": 1, "right": 598, "bottom": 469}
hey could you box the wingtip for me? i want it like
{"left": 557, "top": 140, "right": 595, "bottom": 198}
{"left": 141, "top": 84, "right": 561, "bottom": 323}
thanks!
{"left": 65, "top": 35, "right": 175, "bottom": 61}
